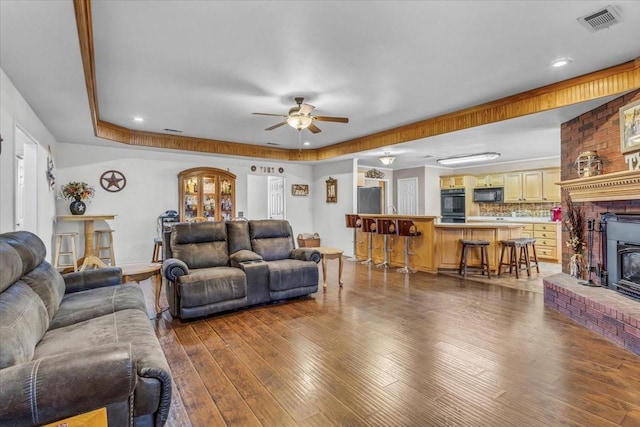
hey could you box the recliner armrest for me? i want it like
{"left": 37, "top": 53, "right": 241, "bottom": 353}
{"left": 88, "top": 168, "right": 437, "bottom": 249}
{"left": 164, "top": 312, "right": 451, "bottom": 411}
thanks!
{"left": 0, "top": 344, "right": 136, "bottom": 426}
{"left": 162, "top": 257, "right": 189, "bottom": 282}
{"left": 63, "top": 267, "right": 123, "bottom": 293}
{"left": 290, "top": 248, "right": 321, "bottom": 263}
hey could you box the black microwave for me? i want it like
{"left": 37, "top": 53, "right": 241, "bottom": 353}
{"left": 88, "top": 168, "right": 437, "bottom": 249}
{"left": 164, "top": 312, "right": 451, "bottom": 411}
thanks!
{"left": 473, "top": 187, "right": 503, "bottom": 203}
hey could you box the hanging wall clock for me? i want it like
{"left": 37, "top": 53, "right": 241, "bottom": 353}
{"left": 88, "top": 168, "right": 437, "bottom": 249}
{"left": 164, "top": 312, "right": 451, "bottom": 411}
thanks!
{"left": 100, "top": 170, "right": 126, "bottom": 192}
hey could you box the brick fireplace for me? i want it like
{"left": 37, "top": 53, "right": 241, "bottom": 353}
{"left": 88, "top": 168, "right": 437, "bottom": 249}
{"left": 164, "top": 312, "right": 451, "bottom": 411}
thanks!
{"left": 543, "top": 89, "right": 640, "bottom": 356}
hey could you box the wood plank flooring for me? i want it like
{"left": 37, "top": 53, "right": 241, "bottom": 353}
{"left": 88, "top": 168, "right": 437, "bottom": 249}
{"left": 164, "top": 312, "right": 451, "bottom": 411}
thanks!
{"left": 137, "top": 260, "right": 640, "bottom": 426}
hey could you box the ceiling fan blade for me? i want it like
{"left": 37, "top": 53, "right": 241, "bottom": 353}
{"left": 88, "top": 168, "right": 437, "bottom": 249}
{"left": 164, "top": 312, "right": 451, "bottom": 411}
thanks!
{"left": 308, "top": 123, "right": 322, "bottom": 134}
{"left": 265, "top": 121, "right": 287, "bottom": 131}
{"left": 314, "top": 116, "right": 349, "bottom": 123}
{"left": 252, "top": 112, "right": 287, "bottom": 117}
{"left": 298, "top": 103, "right": 315, "bottom": 116}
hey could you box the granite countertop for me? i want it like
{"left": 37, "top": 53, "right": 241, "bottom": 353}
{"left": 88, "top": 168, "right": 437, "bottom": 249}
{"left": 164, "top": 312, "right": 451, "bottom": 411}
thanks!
{"left": 467, "top": 216, "right": 561, "bottom": 224}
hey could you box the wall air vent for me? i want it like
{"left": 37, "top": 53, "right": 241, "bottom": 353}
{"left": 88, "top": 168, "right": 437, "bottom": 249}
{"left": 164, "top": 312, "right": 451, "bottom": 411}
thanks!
{"left": 577, "top": 5, "right": 622, "bottom": 32}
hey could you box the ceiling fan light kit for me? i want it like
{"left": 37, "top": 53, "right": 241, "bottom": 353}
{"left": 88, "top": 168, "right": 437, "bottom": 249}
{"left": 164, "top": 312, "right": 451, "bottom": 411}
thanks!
{"left": 253, "top": 97, "right": 348, "bottom": 135}
{"left": 437, "top": 152, "right": 500, "bottom": 166}
{"left": 286, "top": 115, "right": 313, "bottom": 130}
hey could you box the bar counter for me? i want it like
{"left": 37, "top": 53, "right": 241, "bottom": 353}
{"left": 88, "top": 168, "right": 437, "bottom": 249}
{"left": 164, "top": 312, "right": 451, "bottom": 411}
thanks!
{"left": 353, "top": 215, "right": 524, "bottom": 273}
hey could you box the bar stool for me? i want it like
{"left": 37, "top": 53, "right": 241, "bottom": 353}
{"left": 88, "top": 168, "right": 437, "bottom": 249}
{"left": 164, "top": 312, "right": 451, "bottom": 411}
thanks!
{"left": 360, "top": 217, "right": 377, "bottom": 265}
{"left": 152, "top": 237, "right": 163, "bottom": 263}
{"left": 345, "top": 214, "right": 361, "bottom": 262}
{"left": 498, "top": 239, "right": 531, "bottom": 278}
{"left": 458, "top": 239, "right": 491, "bottom": 279}
{"left": 396, "top": 220, "right": 422, "bottom": 274}
{"left": 375, "top": 218, "right": 397, "bottom": 269}
{"left": 53, "top": 232, "right": 78, "bottom": 272}
{"left": 95, "top": 229, "right": 116, "bottom": 266}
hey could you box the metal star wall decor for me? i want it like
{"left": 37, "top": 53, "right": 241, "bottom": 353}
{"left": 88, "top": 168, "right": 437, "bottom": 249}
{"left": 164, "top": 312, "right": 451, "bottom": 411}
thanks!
{"left": 100, "top": 170, "right": 126, "bottom": 192}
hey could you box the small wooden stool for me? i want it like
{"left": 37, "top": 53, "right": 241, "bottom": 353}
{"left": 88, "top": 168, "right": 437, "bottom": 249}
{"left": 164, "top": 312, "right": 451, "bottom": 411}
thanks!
{"left": 95, "top": 229, "right": 116, "bottom": 266}
{"left": 458, "top": 239, "right": 491, "bottom": 279}
{"left": 152, "top": 237, "right": 163, "bottom": 263}
{"left": 514, "top": 237, "right": 540, "bottom": 274}
{"left": 498, "top": 238, "right": 536, "bottom": 278}
{"left": 54, "top": 232, "right": 78, "bottom": 272}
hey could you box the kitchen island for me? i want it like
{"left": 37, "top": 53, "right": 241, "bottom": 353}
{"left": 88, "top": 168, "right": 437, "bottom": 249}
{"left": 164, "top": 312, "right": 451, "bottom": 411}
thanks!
{"left": 434, "top": 222, "right": 524, "bottom": 272}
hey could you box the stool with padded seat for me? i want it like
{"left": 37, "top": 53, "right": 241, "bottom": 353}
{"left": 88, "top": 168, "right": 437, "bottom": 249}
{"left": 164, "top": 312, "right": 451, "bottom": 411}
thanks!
{"left": 518, "top": 237, "right": 540, "bottom": 274}
{"left": 396, "top": 219, "right": 422, "bottom": 274}
{"left": 345, "top": 214, "right": 361, "bottom": 262}
{"left": 458, "top": 239, "right": 491, "bottom": 279}
{"left": 360, "top": 217, "right": 377, "bottom": 265}
{"left": 498, "top": 238, "right": 530, "bottom": 278}
{"left": 94, "top": 229, "right": 116, "bottom": 266}
{"left": 375, "top": 218, "right": 397, "bottom": 269}
{"left": 53, "top": 232, "right": 79, "bottom": 272}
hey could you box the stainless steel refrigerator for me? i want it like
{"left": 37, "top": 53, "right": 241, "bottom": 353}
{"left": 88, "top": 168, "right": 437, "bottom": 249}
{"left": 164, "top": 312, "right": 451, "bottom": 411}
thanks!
{"left": 357, "top": 187, "right": 382, "bottom": 214}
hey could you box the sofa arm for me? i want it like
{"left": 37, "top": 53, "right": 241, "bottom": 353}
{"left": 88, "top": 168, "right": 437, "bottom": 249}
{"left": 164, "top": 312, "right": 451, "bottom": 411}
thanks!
{"left": 63, "top": 267, "right": 123, "bottom": 293}
{"left": 290, "top": 248, "right": 321, "bottom": 263}
{"left": 162, "top": 257, "right": 189, "bottom": 282}
{"left": 0, "top": 344, "right": 136, "bottom": 426}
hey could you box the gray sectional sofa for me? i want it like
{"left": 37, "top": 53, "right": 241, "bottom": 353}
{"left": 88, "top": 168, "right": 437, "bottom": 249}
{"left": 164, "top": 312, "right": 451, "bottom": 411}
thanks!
{"left": 0, "top": 231, "right": 172, "bottom": 427}
{"left": 162, "top": 219, "right": 321, "bottom": 319}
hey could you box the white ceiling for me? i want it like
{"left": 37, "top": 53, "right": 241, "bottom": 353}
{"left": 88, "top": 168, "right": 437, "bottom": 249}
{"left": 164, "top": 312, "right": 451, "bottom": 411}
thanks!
{"left": 1, "top": 1, "right": 639, "bottom": 169}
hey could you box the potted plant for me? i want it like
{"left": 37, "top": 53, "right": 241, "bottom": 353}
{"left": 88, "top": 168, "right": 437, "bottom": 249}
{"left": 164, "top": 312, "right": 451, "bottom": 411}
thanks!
{"left": 60, "top": 181, "right": 95, "bottom": 215}
{"left": 563, "top": 195, "right": 585, "bottom": 279}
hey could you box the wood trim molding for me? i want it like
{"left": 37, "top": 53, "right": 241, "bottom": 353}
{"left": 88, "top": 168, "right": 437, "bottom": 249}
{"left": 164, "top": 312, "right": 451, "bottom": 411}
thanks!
{"left": 73, "top": 0, "right": 640, "bottom": 162}
{"left": 559, "top": 170, "right": 640, "bottom": 202}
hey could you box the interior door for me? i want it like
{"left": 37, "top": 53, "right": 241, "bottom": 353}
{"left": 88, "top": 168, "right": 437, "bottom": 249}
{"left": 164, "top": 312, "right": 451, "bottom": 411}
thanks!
{"left": 268, "top": 176, "right": 285, "bottom": 219}
{"left": 14, "top": 127, "right": 38, "bottom": 232}
{"left": 397, "top": 177, "right": 418, "bottom": 215}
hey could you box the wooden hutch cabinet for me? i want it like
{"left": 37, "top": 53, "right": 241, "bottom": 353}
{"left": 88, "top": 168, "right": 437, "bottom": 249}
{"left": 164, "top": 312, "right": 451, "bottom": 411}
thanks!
{"left": 178, "top": 167, "right": 236, "bottom": 221}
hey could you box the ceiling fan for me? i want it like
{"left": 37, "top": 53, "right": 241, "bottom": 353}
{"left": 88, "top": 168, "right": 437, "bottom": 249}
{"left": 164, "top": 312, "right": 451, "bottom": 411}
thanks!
{"left": 252, "top": 97, "right": 349, "bottom": 134}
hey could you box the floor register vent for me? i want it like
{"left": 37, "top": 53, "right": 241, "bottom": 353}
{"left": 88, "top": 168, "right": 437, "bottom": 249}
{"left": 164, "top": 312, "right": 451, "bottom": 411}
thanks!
{"left": 577, "top": 5, "right": 622, "bottom": 32}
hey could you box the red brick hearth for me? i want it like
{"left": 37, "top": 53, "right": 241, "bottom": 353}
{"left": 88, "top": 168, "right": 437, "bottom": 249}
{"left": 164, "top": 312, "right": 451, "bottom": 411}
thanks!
{"left": 544, "top": 274, "right": 640, "bottom": 356}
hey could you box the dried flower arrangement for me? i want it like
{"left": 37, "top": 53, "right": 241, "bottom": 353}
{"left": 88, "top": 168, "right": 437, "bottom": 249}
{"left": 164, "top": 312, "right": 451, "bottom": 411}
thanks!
{"left": 563, "top": 194, "right": 586, "bottom": 278}
{"left": 60, "top": 181, "right": 95, "bottom": 202}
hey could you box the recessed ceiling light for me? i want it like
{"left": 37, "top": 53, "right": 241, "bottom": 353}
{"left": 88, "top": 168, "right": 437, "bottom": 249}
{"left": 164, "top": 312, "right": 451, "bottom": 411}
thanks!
{"left": 551, "top": 58, "right": 573, "bottom": 68}
{"left": 133, "top": 117, "right": 144, "bottom": 122}
{"left": 303, "top": 142, "right": 310, "bottom": 146}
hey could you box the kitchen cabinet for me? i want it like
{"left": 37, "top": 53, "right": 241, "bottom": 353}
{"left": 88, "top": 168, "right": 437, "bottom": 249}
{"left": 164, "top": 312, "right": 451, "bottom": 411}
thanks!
{"left": 440, "top": 175, "right": 468, "bottom": 189}
{"left": 474, "top": 173, "right": 504, "bottom": 188}
{"left": 542, "top": 169, "right": 561, "bottom": 202}
{"left": 178, "top": 167, "right": 236, "bottom": 221}
{"left": 504, "top": 170, "right": 542, "bottom": 202}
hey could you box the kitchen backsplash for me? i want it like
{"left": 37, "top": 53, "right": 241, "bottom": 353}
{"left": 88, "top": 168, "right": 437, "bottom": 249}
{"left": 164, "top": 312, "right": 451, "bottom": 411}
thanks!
{"left": 478, "top": 202, "right": 558, "bottom": 217}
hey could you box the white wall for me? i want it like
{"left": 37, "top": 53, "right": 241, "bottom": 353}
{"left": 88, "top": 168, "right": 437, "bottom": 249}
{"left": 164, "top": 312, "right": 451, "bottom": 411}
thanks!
{"left": 54, "top": 143, "right": 317, "bottom": 263}
{"left": 312, "top": 159, "right": 356, "bottom": 256}
{"left": 0, "top": 68, "right": 58, "bottom": 257}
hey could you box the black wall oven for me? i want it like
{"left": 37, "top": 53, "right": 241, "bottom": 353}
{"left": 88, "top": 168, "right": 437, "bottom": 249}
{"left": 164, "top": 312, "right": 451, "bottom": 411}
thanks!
{"left": 441, "top": 188, "right": 465, "bottom": 223}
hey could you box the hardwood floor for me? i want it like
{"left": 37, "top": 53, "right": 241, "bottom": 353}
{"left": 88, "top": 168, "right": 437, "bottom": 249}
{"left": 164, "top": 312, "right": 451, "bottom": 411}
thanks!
{"left": 138, "top": 260, "right": 640, "bottom": 426}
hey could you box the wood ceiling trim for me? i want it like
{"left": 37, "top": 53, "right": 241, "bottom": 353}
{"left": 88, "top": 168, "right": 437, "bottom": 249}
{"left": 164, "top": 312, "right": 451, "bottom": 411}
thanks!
{"left": 74, "top": 0, "right": 640, "bottom": 163}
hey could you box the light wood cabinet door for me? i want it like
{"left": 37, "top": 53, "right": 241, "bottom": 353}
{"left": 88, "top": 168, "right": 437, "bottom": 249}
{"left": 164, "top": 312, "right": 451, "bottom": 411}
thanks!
{"left": 475, "top": 173, "right": 504, "bottom": 188}
{"left": 504, "top": 173, "right": 523, "bottom": 202}
{"left": 522, "top": 170, "right": 542, "bottom": 202}
{"left": 440, "top": 176, "right": 466, "bottom": 189}
{"left": 542, "top": 169, "right": 561, "bottom": 202}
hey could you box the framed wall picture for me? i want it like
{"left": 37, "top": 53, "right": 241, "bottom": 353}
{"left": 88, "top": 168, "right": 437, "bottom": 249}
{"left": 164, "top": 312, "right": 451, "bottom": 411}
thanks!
{"left": 292, "top": 184, "right": 309, "bottom": 196}
{"left": 326, "top": 177, "right": 337, "bottom": 203}
{"left": 620, "top": 98, "right": 640, "bottom": 154}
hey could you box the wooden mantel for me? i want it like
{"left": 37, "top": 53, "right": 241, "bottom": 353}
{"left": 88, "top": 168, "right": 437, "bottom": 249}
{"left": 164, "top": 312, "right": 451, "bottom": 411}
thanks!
{"left": 559, "top": 169, "right": 640, "bottom": 202}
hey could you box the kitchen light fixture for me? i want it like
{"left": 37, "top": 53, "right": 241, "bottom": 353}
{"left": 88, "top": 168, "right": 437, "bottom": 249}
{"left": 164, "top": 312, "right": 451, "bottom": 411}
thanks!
{"left": 379, "top": 152, "right": 396, "bottom": 166}
{"left": 286, "top": 114, "right": 312, "bottom": 130}
{"left": 551, "top": 57, "right": 573, "bottom": 68}
{"left": 437, "top": 152, "right": 500, "bottom": 166}
{"left": 133, "top": 117, "right": 144, "bottom": 122}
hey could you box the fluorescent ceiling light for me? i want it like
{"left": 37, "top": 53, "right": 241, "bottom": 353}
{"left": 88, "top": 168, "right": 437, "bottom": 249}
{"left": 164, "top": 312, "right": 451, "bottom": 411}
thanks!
{"left": 551, "top": 57, "right": 573, "bottom": 68}
{"left": 437, "top": 152, "right": 500, "bottom": 166}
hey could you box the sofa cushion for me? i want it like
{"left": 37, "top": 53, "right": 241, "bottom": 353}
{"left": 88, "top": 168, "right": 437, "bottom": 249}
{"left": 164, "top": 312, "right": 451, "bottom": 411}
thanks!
{"left": 178, "top": 267, "right": 246, "bottom": 308}
{"left": 227, "top": 221, "right": 251, "bottom": 254}
{"left": 0, "top": 231, "right": 47, "bottom": 275}
{"left": 0, "top": 241, "right": 23, "bottom": 293}
{"left": 266, "top": 259, "right": 319, "bottom": 292}
{"left": 49, "top": 283, "right": 147, "bottom": 330}
{"left": 34, "top": 309, "right": 172, "bottom": 421}
{"left": 20, "top": 261, "right": 66, "bottom": 322}
{"left": 170, "top": 221, "right": 229, "bottom": 268}
{"left": 249, "top": 220, "right": 295, "bottom": 261}
{"left": 229, "top": 249, "right": 263, "bottom": 267}
{"left": 0, "top": 282, "right": 49, "bottom": 369}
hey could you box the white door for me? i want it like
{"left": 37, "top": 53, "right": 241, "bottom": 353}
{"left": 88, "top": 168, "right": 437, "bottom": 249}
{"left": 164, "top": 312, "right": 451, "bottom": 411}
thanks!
{"left": 268, "top": 176, "right": 285, "bottom": 219}
{"left": 397, "top": 177, "right": 418, "bottom": 215}
{"left": 14, "top": 127, "right": 38, "bottom": 231}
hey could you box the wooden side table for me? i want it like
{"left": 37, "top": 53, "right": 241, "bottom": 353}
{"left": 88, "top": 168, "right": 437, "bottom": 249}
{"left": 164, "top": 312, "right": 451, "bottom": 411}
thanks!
{"left": 120, "top": 262, "right": 162, "bottom": 316}
{"left": 42, "top": 407, "right": 107, "bottom": 427}
{"left": 316, "top": 247, "right": 344, "bottom": 289}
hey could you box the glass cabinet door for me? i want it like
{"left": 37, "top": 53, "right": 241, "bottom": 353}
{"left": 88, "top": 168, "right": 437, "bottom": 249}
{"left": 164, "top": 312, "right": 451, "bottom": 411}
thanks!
{"left": 183, "top": 175, "right": 199, "bottom": 220}
{"left": 202, "top": 176, "right": 216, "bottom": 220}
{"left": 220, "top": 178, "right": 233, "bottom": 221}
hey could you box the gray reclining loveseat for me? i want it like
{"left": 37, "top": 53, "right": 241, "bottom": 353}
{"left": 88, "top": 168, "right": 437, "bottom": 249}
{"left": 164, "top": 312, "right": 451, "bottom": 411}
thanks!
{"left": 0, "top": 231, "right": 172, "bottom": 427}
{"left": 162, "top": 219, "right": 321, "bottom": 319}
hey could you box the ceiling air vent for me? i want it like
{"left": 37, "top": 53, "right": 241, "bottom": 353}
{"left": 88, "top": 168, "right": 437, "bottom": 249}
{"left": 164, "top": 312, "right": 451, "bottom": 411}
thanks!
{"left": 266, "top": 142, "right": 280, "bottom": 146}
{"left": 577, "top": 5, "right": 622, "bottom": 32}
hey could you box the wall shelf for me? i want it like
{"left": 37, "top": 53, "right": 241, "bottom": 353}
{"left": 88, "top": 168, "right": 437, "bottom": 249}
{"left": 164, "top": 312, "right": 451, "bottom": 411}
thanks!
{"left": 559, "top": 169, "right": 640, "bottom": 202}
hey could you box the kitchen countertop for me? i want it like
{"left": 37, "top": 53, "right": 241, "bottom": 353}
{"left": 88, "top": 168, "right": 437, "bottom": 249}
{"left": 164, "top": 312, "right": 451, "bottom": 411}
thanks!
{"left": 467, "top": 216, "right": 562, "bottom": 224}
{"left": 434, "top": 222, "right": 526, "bottom": 228}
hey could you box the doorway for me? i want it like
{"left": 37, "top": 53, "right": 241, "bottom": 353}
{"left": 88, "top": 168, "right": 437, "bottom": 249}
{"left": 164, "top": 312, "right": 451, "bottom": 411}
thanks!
{"left": 14, "top": 127, "right": 38, "bottom": 231}
{"left": 246, "top": 174, "right": 285, "bottom": 220}
{"left": 397, "top": 177, "right": 418, "bottom": 215}
{"left": 268, "top": 176, "right": 285, "bottom": 219}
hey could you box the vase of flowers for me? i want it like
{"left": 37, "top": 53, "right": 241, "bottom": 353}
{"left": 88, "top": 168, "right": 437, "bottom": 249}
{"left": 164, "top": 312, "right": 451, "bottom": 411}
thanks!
{"left": 563, "top": 195, "right": 585, "bottom": 279}
{"left": 60, "top": 181, "right": 95, "bottom": 215}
